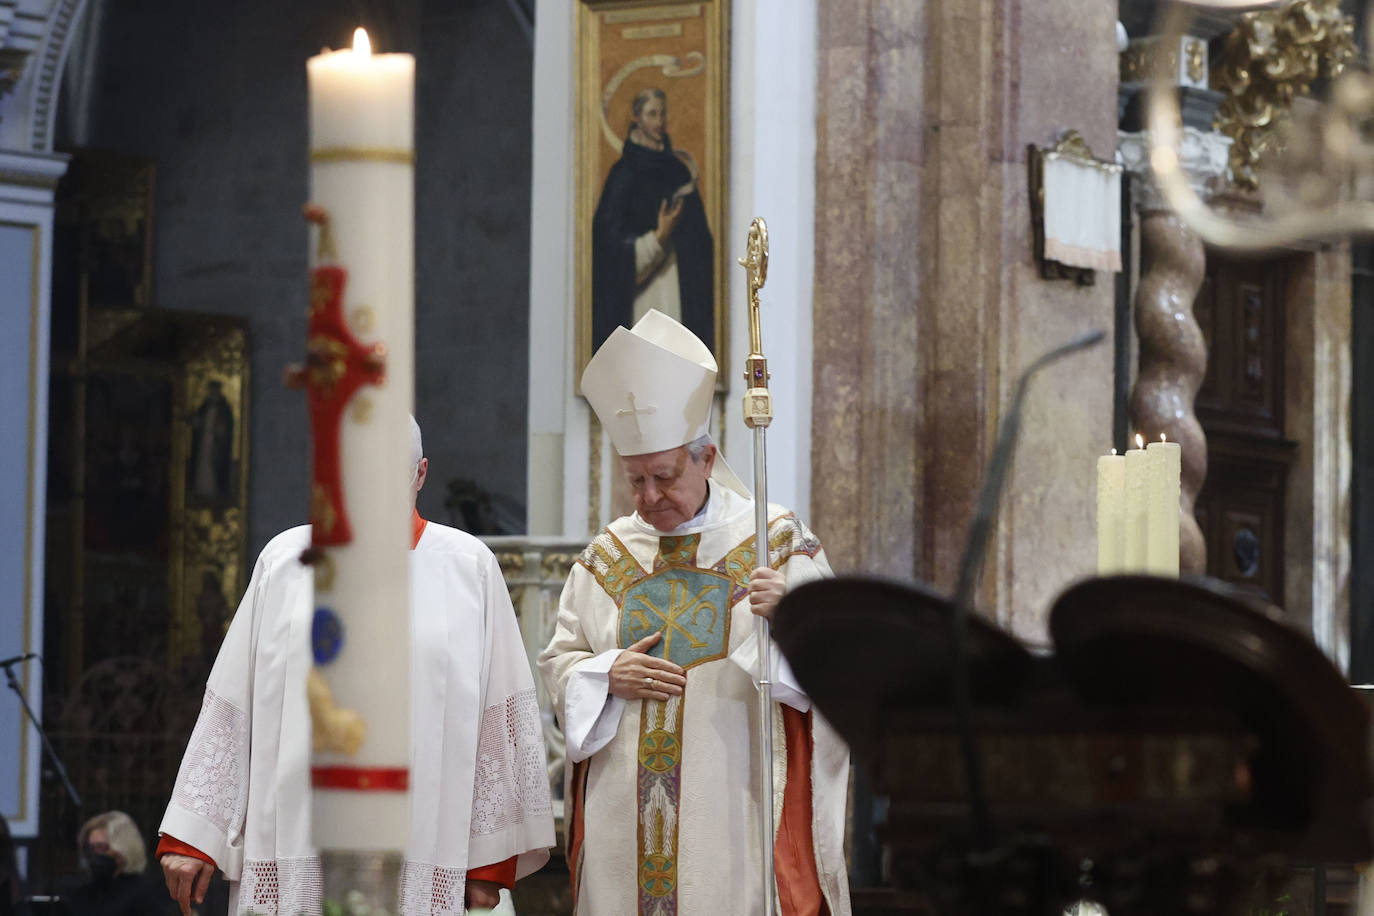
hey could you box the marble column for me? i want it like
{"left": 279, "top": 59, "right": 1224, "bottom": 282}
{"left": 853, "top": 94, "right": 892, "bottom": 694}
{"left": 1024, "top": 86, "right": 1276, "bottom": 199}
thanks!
{"left": 1129, "top": 209, "right": 1207, "bottom": 572}
{"left": 812, "top": 0, "right": 1118, "bottom": 641}
{"left": 1118, "top": 128, "right": 1231, "bottom": 575}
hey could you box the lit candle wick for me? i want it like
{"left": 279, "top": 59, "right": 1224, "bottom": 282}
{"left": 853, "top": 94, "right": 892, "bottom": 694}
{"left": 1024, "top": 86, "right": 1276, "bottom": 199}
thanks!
{"left": 1110, "top": 448, "right": 1117, "bottom": 455}
{"left": 353, "top": 27, "right": 372, "bottom": 57}
{"left": 1134, "top": 433, "right": 1144, "bottom": 449}
{"left": 1160, "top": 432, "right": 1168, "bottom": 443}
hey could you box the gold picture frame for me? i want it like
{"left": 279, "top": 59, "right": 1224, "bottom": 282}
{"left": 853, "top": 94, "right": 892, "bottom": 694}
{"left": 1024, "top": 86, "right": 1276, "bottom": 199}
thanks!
{"left": 575, "top": 0, "right": 731, "bottom": 384}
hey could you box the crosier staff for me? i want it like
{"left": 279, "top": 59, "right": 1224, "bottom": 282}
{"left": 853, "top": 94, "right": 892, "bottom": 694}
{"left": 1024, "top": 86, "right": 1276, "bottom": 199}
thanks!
{"left": 739, "top": 216, "right": 776, "bottom": 916}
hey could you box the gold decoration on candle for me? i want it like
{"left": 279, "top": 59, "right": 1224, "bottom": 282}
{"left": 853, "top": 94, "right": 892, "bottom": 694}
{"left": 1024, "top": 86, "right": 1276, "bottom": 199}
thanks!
{"left": 312, "top": 483, "right": 339, "bottom": 536}
{"left": 305, "top": 204, "right": 339, "bottom": 264}
{"left": 315, "top": 553, "right": 337, "bottom": 592}
{"left": 351, "top": 395, "right": 374, "bottom": 424}
{"left": 307, "top": 667, "right": 366, "bottom": 755}
{"left": 310, "top": 147, "right": 415, "bottom": 165}
{"left": 305, "top": 336, "right": 351, "bottom": 394}
{"left": 349, "top": 305, "right": 375, "bottom": 334}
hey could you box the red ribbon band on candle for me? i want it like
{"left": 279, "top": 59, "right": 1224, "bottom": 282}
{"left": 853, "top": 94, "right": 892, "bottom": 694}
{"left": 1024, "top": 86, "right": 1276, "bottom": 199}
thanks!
{"left": 311, "top": 765, "right": 410, "bottom": 792}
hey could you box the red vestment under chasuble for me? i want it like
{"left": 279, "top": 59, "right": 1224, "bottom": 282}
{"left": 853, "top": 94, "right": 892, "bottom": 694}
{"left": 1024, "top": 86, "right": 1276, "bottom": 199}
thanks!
{"left": 159, "top": 514, "right": 554, "bottom": 915}
{"left": 539, "top": 484, "right": 853, "bottom": 916}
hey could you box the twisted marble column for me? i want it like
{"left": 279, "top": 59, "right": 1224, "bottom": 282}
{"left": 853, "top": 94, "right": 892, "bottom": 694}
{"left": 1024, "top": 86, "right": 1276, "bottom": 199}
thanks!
{"left": 1128, "top": 209, "right": 1208, "bottom": 573}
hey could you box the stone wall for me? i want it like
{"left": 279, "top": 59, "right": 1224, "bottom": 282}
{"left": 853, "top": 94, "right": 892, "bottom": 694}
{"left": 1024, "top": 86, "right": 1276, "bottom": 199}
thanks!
{"left": 812, "top": 0, "right": 1119, "bottom": 642}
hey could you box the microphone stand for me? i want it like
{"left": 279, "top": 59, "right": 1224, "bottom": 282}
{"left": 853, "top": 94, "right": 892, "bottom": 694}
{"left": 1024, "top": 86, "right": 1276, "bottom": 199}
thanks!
{"left": 2, "top": 656, "right": 81, "bottom": 904}
{"left": 948, "top": 329, "right": 1105, "bottom": 856}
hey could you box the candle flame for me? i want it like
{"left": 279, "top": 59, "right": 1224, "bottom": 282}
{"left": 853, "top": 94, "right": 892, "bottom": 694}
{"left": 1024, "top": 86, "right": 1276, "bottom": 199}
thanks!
{"left": 1160, "top": 432, "right": 1168, "bottom": 443}
{"left": 1110, "top": 448, "right": 1117, "bottom": 455}
{"left": 1134, "top": 433, "right": 1144, "bottom": 449}
{"left": 352, "top": 27, "right": 372, "bottom": 57}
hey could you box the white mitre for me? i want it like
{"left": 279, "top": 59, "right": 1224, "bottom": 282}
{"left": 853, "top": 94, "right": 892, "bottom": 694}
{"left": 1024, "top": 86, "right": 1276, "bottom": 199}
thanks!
{"left": 582, "top": 309, "right": 749, "bottom": 497}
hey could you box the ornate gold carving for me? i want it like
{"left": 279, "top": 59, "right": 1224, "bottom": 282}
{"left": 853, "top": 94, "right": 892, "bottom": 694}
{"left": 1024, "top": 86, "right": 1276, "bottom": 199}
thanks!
{"left": 1120, "top": 41, "right": 1152, "bottom": 84}
{"left": 542, "top": 552, "right": 580, "bottom": 581}
{"left": 85, "top": 309, "right": 144, "bottom": 352}
{"left": 1186, "top": 38, "right": 1207, "bottom": 85}
{"left": 1213, "top": 0, "right": 1356, "bottom": 190}
{"left": 495, "top": 551, "right": 526, "bottom": 578}
{"left": 1120, "top": 36, "right": 1208, "bottom": 88}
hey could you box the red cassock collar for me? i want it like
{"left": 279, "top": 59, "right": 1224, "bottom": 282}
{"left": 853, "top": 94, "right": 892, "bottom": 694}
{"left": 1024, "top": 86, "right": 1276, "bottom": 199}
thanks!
{"left": 411, "top": 509, "right": 427, "bottom": 549}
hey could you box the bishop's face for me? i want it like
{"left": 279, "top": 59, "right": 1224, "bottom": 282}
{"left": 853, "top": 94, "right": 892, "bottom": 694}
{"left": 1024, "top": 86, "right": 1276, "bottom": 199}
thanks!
{"left": 623, "top": 443, "right": 714, "bottom": 532}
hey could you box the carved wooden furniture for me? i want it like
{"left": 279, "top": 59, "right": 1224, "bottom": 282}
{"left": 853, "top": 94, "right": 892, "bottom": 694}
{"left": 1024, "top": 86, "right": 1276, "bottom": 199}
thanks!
{"left": 775, "top": 574, "right": 1373, "bottom": 915}
{"left": 1192, "top": 253, "right": 1296, "bottom": 605}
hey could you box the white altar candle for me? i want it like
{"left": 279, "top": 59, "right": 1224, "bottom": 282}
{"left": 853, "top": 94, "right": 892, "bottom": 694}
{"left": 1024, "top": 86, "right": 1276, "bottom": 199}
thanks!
{"left": 1123, "top": 434, "right": 1149, "bottom": 571}
{"left": 307, "top": 27, "right": 415, "bottom": 853}
{"left": 1096, "top": 448, "right": 1125, "bottom": 574}
{"left": 1146, "top": 434, "right": 1182, "bottom": 576}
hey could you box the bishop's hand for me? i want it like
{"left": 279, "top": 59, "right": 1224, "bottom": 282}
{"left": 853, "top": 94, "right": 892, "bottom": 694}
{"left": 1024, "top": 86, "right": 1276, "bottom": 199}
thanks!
{"left": 748, "top": 566, "right": 786, "bottom": 622}
{"left": 609, "top": 631, "right": 686, "bottom": 701}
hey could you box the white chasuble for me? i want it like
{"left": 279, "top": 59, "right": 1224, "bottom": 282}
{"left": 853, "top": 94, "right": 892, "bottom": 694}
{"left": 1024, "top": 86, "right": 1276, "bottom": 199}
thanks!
{"left": 161, "top": 522, "right": 554, "bottom": 916}
{"left": 539, "top": 486, "right": 852, "bottom": 916}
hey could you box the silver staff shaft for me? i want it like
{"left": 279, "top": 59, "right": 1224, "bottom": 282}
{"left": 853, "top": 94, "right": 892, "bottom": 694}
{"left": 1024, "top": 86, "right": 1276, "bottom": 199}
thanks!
{"left": 753, "top": 423, "right": 775, "bottom": 916}
{"left": 739, "top": 215, "right": 775, "bottom": 916}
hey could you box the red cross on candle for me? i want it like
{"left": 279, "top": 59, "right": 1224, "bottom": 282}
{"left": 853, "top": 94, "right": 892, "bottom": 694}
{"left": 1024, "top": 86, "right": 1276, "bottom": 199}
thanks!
{"left": 287, "top": 204, "right": 387, "bottom": 547}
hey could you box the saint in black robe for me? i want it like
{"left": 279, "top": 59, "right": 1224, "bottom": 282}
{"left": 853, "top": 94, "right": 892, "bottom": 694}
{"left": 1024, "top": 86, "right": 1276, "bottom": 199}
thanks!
{"left": 591, "top": 133, "right": 714, "bottom": 355}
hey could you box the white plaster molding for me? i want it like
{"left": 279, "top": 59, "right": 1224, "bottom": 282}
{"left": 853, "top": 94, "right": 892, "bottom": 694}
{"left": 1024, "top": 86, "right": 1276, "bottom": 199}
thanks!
{"left": 1118, "top": 126, "right": 1232, "bottom": 211}
{"left": 0, "top": 148, "right": 64, "bottom": 835}
{"left": 0, "top": 146, "right": 65, "bottom": 193}
{"left": 0, "top": 0, "right": 87, "bottom": 153}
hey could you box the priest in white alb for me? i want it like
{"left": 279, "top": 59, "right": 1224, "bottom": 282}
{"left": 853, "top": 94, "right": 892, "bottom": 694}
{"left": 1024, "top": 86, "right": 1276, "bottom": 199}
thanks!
{"left": 538, "top": 311, "right": 852, "bottom": 915}
{"left": 157, "top": 417, "right": 554, "bottom": 915}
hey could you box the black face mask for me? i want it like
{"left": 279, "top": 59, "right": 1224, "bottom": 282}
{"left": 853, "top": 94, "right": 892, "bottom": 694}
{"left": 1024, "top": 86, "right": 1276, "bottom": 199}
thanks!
{"left": 87, "top": 852, "right": 117, "bottom": 883}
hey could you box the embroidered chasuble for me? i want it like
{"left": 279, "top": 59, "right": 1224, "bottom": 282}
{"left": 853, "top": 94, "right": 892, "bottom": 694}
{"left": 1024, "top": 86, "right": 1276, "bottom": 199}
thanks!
{"left": 161, "top": 522, "right": 554, "bottom": 915}
{"left": 540, "top": 484, "right": 852, "bottom": 915}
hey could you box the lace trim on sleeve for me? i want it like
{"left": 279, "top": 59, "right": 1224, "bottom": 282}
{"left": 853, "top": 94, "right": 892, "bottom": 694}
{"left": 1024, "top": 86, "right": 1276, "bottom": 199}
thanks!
{"left": 236, "top": 855, "right": 323, "bottom": 915}
{"left": 172, "top": 687, "right": 250, "bottom": 835}
{"left": 470, "top": 688, "right": 553, "bottom": 838}
{"left": 400, "top": 862, "right": 466, "bottom": 916}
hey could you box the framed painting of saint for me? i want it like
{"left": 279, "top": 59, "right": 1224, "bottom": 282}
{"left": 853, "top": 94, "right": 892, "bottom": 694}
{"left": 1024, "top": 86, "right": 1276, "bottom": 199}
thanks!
{"left": 575, "top": 0, "right": 730, "bottom": 382}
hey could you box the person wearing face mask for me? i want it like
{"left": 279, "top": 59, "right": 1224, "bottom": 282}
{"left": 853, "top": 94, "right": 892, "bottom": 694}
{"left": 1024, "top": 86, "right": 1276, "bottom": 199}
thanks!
{"left": 66, "top": 811, "right": 173, "bottom": 915}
